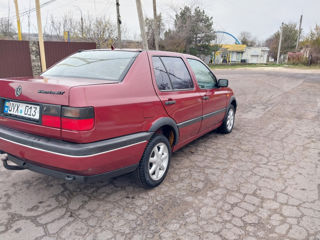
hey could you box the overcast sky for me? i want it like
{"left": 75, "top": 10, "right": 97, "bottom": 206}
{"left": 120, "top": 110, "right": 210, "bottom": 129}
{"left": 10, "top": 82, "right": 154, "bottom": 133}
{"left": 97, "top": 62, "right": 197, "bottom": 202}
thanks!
{"left": 0, "top": 0, "right": 319, "bottom": 43}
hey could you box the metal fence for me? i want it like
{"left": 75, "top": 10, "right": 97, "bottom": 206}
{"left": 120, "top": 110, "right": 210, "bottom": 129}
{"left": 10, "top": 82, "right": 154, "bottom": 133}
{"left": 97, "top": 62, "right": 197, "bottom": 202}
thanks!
{"left": 0, "top": 40, "right": 33, "bottom": 78}
{"left": 0, "top": 40, "right": 96, "bottom": 78}
{"left": 44, "top": 41, "right": 96, "bottom": 68}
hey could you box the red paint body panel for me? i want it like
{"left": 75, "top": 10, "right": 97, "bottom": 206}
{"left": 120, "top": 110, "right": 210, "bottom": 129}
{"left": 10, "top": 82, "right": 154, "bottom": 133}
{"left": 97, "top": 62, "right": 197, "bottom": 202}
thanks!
{"left": 156, "top": 91, "right": 202, "bottom": 142}
{"left": 62, "top": 52, "right": 168, "bottom": 143}
{"left": 0, "top": 136, "right": 147, "bottom": 175}
{"left": 0, "top": 50, "right": 236, "bottom": 179}
{"left": 146, "top": 52, "right": 204, "bottom": 143}
{"left": 0, "top": 115, "right": 61, "bottom": 139}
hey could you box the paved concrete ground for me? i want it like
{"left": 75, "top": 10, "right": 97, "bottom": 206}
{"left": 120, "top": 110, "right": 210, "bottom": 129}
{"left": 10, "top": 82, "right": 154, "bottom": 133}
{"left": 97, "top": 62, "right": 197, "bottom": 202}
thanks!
{"left": 0, "top": 68, "right": 319, "bottom": 240}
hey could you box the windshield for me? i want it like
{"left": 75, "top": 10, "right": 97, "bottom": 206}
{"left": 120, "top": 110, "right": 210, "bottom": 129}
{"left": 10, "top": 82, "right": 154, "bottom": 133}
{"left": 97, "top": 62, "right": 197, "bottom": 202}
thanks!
{"left": 42, "top": 50, "right": 139, "bottom": 81}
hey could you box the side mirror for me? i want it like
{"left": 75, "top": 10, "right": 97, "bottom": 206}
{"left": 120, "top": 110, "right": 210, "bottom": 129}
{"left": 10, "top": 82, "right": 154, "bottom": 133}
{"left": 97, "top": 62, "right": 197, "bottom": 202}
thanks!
{"left": 218, "top": 79, "right": 228, "bottom": 88}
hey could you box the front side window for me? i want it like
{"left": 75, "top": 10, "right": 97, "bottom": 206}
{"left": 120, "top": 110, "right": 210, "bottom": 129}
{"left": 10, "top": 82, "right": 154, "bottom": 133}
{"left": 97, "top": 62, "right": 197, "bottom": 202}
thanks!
{"left": 42, "top": 50, "right": 138, "bottom": 81}
{"left": 187, "top": 59, "right": 217, "bottom": 89}
{"left": 161, "top": 57, "right": 194, "bottom": 90}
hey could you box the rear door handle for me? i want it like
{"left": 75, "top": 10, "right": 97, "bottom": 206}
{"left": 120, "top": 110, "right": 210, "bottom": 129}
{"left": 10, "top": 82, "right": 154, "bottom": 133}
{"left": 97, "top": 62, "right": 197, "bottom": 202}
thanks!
{"left": 165, "top": 100, "right": 176, "bottom": 105}
{"left": 202, "top": 95, "right": 209, "bottom": 100}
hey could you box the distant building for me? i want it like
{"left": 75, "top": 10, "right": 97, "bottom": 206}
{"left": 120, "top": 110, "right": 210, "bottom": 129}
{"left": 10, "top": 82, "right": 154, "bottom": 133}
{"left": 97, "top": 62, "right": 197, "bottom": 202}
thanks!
{"left": 212, "top": 45, "right": 269, "bottom": 64}
{"left": 242, "top": 47, "right": 269, "bottom": 64}
{"left": 214, "top": 44, "right": 246, "bottom": 64}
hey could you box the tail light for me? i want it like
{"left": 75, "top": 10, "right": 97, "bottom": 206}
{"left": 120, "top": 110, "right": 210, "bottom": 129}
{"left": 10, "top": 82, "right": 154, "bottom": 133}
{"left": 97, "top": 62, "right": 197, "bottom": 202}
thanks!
{"left": 41, "top": 105, "right": 94, "bottom": 131}
{"left": 61, "top": 107, "right": 94, "bottom": 131}
{"left": 42, "top": 104, "right": 61, "bottom": 128}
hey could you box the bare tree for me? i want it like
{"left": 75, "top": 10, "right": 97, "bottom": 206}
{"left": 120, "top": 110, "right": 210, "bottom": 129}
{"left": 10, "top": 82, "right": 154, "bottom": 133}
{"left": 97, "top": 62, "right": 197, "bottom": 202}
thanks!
{"left": 238, "top": 31, "right": 257, "bottom": 47}
{"left": 45, "top": 15, "right": 77, "bottom": 40}
{"left": 145, "top": 14, "right": 164, "bottom": 50}
{"left": 44, "top": 14, "right": 116, "bottom": 48}
{"left": 301, "top": 25, "right": 320, "bottom": 64}
{"left": 0, "top": 18, "right": 15, "bottom": 39}
{"left": 82, "top": 16, "right": 116, "bottom": 48}
{"left": 265, "top": 23, "right": 298, "bottom": 60}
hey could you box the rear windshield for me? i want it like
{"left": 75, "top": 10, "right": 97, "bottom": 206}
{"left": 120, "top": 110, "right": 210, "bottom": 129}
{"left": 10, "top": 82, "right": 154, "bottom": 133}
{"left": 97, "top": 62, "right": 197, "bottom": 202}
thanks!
{"left": 42, "top": 50, "right": 139, "bottom": 81}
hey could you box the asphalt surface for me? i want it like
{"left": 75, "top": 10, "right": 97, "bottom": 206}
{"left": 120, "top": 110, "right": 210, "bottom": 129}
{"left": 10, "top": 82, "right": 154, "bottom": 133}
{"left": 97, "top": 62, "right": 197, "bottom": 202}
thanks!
{"left": 0, "top": 68, "right": 319, "bottom": 240}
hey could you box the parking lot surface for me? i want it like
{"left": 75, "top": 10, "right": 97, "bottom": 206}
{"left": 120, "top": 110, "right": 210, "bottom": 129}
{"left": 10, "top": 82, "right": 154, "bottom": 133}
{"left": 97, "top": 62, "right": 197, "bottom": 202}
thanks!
{"left": 0, "top": 68, "right": 319, "bottom": 240}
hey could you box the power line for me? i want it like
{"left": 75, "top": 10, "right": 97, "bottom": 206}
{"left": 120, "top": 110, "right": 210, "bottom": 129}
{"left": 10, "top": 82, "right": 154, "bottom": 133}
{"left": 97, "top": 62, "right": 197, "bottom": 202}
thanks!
{"left": 20, "top": 0, "right": 57, "bottom": 18}
{"left": 0, "top": 0, "right": 56, "bottom": 20}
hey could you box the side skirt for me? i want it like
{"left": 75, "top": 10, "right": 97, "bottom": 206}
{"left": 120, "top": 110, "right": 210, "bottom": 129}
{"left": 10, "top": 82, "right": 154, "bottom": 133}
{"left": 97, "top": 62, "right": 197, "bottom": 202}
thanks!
{"left": 173, "top": 121, "right": 223, "bottom": 152}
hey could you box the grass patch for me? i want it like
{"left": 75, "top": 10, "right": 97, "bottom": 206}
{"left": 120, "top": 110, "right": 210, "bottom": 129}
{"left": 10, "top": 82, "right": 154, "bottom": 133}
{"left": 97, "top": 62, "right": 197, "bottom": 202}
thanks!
{"left": 209, "top": 63, "right": 320, "bottom": 70}
{"left": 284, "top": 64, "right": 320, "bottom": 69}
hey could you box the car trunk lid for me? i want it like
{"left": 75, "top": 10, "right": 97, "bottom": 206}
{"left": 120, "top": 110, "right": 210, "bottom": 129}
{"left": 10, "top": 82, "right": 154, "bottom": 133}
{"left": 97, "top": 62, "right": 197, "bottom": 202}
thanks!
{"left": 0, "top": 76, "right": 116, "bottom": 105}
{"left": 0, "top": 76, "right": 117, "bottom": 139}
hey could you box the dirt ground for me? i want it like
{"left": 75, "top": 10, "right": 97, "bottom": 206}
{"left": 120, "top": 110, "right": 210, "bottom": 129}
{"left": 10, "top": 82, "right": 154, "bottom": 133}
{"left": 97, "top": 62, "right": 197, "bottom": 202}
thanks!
{"left": 0, "top": 68, "right": 319, "bottom": 240}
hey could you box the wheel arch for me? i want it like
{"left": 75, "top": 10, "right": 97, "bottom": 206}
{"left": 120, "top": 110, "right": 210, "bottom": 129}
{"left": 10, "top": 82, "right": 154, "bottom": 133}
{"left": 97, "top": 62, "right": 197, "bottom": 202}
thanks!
{"left": 229, "top": 96, "right": 237, "bottom": 112}
{"left": 222, "top": 96, "right": 237, "bottom": 123}
{"left": 148, "top": 118, "right": 179, "bottom": 146}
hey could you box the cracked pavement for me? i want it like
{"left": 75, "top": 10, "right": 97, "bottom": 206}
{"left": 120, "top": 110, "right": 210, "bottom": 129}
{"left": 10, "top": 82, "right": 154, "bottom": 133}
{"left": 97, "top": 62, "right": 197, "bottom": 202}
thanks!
{"left": 0, "top": 68, "right": 320, "bottom": 240}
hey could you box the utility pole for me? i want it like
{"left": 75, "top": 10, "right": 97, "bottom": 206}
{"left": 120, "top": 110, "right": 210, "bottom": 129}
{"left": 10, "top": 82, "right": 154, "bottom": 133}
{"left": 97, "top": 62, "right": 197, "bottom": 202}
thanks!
{"left": 136, "top": 0, "right": 148, "bottom": 50}
{"left": 81, "top": 15, "right": 84, "bottom": 38}
{"left": 28, "top": 0, "right": 31, "bottom": 40}
{"left": 35, "top": 0, "right": 47, "bottom": 72}
{"left": 277, "top": 23, "right": 284, "bottom": 64}
{"left": 152, "top": 0, "right": 159, "bottom": 50}
{"left": 7, "top": 0, "right": 10, "bottom": 36}
{"left": 13, "top": 0, "right": 22, "bottom": 40}
{"left": 116, "top": 0, "right": 121, "bottom": 48}
{"left": 73, "top": 6, "right": 83, "bottom": 38}
{"left": 295, "top": 14, "right": 303, "bottom": 51}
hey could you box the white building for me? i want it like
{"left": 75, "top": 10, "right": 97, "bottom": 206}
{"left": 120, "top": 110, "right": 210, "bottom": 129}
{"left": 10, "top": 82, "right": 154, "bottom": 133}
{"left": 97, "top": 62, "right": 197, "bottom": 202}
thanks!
{"left": 242, "top": 47, "right": 269, "bottom": 64}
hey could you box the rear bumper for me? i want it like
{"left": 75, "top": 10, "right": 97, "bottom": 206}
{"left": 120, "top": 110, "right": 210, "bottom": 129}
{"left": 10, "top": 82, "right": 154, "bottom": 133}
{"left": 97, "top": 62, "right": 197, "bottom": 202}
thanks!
{"left": 0, "top": 125, "right": 151, "bottom": 177}
{"left": 2, "top": 154, "right": 138, "bottom": 183}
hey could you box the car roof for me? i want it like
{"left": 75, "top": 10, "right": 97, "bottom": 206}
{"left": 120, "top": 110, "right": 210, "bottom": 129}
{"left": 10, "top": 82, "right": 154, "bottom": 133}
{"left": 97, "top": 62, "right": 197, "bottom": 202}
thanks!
{"left": 82, "top": 49, "right": 200, "bottom": 60}
{"left": 82, "top": 48, "right": 142, "bottom": 53}
{"left": 146, "top": 50, "right": 198, "bottom": 59}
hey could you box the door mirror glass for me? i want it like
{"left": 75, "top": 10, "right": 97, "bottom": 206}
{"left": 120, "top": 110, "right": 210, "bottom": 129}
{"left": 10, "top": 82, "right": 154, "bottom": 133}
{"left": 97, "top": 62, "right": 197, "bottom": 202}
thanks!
{"left": 218, "top": 79, "right": 228, "bottom": 87}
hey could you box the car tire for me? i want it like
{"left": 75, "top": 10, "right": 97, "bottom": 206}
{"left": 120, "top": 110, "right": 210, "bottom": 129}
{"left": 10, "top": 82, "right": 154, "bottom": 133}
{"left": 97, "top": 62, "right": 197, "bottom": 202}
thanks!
{"left": 136, "top": 134, "right": 171, "bottom": 188}
{"left": 219, "top": 105, "right": 235, "bottom": 134}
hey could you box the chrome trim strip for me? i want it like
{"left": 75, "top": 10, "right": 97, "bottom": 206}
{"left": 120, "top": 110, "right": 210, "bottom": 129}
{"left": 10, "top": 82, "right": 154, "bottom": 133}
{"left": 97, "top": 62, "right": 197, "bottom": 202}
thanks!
{"left": 0, "top": 136, "right": 147, "bottom": 158}
{"left": 177, "top": 116, "right": 202, "bottom": 128}
{"left": 177, "top": 107, "right": 227, "bottom": 128}
{"left": 202, "top": 108, "right": 227, "bottom": 120}
{"left": 214, "top": 91, "right": 231, "bottom": 95}
{"left": 0, "top": 125, "right": 152, "bottom": 157}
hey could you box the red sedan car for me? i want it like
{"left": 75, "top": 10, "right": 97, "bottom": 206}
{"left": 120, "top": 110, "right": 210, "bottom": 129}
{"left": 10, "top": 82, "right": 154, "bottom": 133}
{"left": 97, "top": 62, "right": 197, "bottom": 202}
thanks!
{"left": 0, "top": 50, "right": 237, "bottom": 188}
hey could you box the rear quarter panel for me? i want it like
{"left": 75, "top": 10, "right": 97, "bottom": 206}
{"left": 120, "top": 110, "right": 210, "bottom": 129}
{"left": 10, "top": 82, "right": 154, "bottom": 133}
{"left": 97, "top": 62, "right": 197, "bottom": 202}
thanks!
{"left": 64, "top": 51, "right": 168, "bottom": 143}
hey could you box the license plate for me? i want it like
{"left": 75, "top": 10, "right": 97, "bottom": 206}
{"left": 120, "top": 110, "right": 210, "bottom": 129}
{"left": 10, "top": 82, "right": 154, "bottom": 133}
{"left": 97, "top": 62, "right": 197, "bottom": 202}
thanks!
{"left": 3, "top": 101, "right": 40, "bottom": 120}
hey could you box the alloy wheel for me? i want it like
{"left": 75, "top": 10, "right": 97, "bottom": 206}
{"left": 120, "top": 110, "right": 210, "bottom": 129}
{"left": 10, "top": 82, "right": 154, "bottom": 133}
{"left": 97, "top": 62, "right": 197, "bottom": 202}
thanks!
{"left": 148, "top": 143, "right": 169, "bottom": 181}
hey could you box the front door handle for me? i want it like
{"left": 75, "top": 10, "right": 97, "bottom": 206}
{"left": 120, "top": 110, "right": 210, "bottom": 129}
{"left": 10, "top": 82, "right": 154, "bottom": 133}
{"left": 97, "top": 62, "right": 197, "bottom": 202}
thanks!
{"left": 165, "top": 100, "right": 176, "bottom": 105}
{"left": 202, "top": 95, "right": 209, "bottom": 100}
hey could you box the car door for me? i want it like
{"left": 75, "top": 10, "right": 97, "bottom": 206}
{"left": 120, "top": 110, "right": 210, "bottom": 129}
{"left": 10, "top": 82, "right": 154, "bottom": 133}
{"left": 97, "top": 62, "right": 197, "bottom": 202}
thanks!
{"left": 187, "top": 58, "right": 228, "bottom": 132}
{"left": 150, "top": 55, "right": 202, "bottom": 143}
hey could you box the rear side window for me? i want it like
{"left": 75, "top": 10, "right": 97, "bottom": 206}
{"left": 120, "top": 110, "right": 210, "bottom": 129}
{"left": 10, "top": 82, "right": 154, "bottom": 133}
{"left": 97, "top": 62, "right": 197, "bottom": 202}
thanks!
{"left": 161, "top": 57, "right": 193, "bottom": 90}
{"left": 42, "top": 51, "right": 138, "bottom": 81}
{"left": 152, "top": 56, "right": 194, "bottom": 91}
{"left": 152, "top": 57, "right": 172, "bottom": 91}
